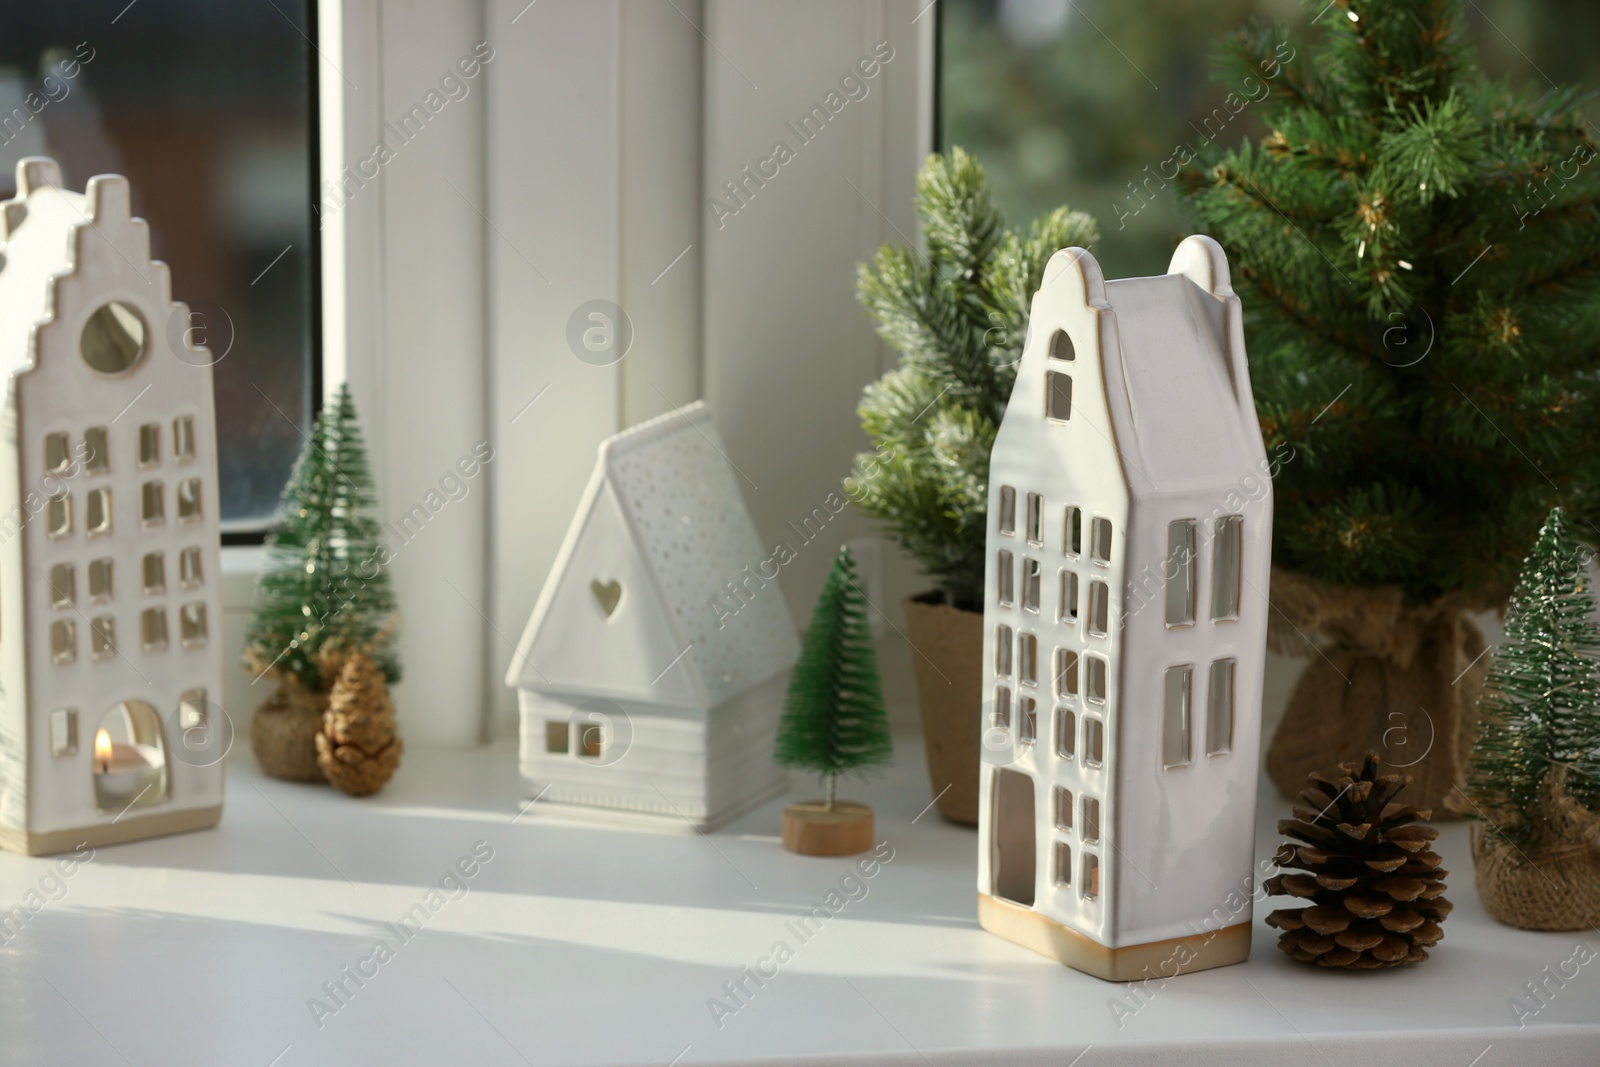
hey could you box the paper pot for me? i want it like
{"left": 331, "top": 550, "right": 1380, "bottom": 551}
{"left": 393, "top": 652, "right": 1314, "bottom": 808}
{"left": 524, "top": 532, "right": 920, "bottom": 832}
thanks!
{"left": 902, "top": 592, "right": 983, "bottom": 826}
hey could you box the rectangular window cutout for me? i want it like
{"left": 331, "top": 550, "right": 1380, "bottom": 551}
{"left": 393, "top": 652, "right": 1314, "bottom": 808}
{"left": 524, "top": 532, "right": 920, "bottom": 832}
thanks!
{"left": 1055, "top": 841, "right": 1072, "bottom": 886}
{"left": 1049, "top": 328, "right": 1075, "bottom": 362}
{"left": 578, "top": 719, "right": 604, "bottom": 758}
{"left": 49, "top": 564, "right": 74, "bottom": 609}
{"left": 86, "top": 488, "right": 111, "bottom": 536}
{"left": 180, "top": 602, "right": 208, "bottom": 647}
{"left": 1084, "top": 716, "right": 1104, "bottom": 766}
{"left": 179, "top": 689, "right": 208, "bottom": 731}
{"left": 85, "top": 426, "right": 109, "bottom": 472}
{"left": 1046, "top": 370, "right": 1073, "bottom": 421}
{"left": 1208, "top": 658, "right": 1236, "bottom": 756}
{"left": 997, "top": 549, "right": 1014, "bottom": 606}
{"left": 1019, "top": 695, "right": 1037, "bottom": 743}
{"left": 1083, "top": 796, "right": 1101, "bottom": 843}
{"left": 89, "top": 558, "right": 113, "bottom": 602}
{"left": 1166, "top": 520, "right": 1196, "bottom": 626}
{"left": 50, "top": 708, "right": 77, "bottom": 758}
{"left": 998, "top": 485, "right": 1016, "bottom": 536}
{"left": 1091, "top": 517, "right": 1113, "bottom": 564}
{"left": 993, "top": 685, "right": 1011, "bottom": 729}
{"left": 1060, "top": 570, "right": 1078, "bottom": 623}
{"left": 173, "top": 415, "right": 196, "bottom": 461}
{"left": 1064, "top": 506, "right": 1082, "bottom": 555}
{"left": 1086, "top": 654, "right": 1107, "bottom": 704}
{"left": 995, "top": 624, "right": 1013, "bottom": 676}
{"left": 1164, "top": 664, "right": 1193, "bottom": 768}
{"left": 140, "top": 608, "right": 168, "bottom": 651}
{"left": 141, "top": 481, "right": 164, "bottom": 525}
{"left": 50, "top": 619, "right": 75, "bottom": 664}
{"left": 1083, "top": 853, "right": 1100, "bottom": 900}
{"left": 90, "top": 615, "right": 115, "bottom": 660}
{"left": 1025, "top": 493, "right": 1043, "bottom": 545}
{"left": 177, "top": 478, "right": 202, "bottom": 522}
{"left": 1056, "top": 707, "right": 1076, "bottom": 759}
{"left": 1022, "top": 558, "right": 1041, "bottom": 613}
{"left": 544, "top": 720, "right": 569, "bottom": 754}
{"left": 1212, "top": 515, "right": 1243, "bottom": 619}
{"left": 179, "top": 546, "right": 203, "bottom": 588}
{"left": 1088, "top": 580, "right": 1109, "bottom": 636}
{"left": 1055, "top": 648, "right": 1078, "bottom": 699}
{"left": 1018, "top": 632, "right": 1037, "bottom": 686}
{"left": 1055, "top": 786, "right": 1073, "bottom": 830}
{"left": 139, "top": 422, "right": 160, "bottom": 466}
{"left": 47, "top": 493, "right": 70, "bottom": 538}
{"left": 45, "top": 432, "right": 70, "bottom": 474}
{"left": 143, "top": 552, "right": 166, "bottom": 595}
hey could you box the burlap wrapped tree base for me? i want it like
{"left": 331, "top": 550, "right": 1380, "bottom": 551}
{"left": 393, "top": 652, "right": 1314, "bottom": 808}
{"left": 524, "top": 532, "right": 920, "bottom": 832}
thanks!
{"left": 316, "top": 652, "right": 403, "bottom": 796}
{"left": 903, "top": 592, "right": 982, "bottom": 826}
{"left": 250, "top": 679, "right": 330, "bottom": 782}
{"left": 1264, "top": 569, "right": 1491, "bottom": 820}
{"left": 1472, "top": 775, "right": 1600, "bottom": 931}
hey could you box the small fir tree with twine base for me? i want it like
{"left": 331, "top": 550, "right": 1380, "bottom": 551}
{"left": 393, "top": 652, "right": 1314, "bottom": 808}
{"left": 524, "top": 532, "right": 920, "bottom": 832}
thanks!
{"left": 776, "top": 547, "right": 893, "bottom": 856}
{"left": 1463, "top": 507, "right": 1600, "bottom": 930}
{"left": 245, "top": 384, "right": 400, "bottom": 781}
{"left": 1266, "top": 753, "right": 1451, "bottom": 969}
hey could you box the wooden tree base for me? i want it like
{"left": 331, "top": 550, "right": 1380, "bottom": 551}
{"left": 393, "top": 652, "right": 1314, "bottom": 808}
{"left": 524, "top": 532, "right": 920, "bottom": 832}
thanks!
{"left": 782, "top": 800, "right": 874, "bottom": 856}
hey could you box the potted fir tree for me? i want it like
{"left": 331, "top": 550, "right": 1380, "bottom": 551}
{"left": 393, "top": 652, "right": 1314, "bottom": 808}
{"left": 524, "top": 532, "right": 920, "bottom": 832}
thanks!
{"left": 1181, "top": 0, "right": 1600, "bottom": 815}
{"left": 244, "top": 384, "right": 401, "bottom": 781}
{"left": 849, "top": 149, "right": 1097, "bottom": 823}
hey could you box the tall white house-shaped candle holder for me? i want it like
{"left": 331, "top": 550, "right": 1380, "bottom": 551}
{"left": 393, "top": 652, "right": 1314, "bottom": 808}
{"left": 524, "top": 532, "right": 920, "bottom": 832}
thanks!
{"left": 977, "top": 236, "right": 1273, "bottom": 981}
{"left": 506, "top": 402, "right": 799, "bottom": 830}
{"left": 0, "top": 158, "right": 224, "bottom": 855}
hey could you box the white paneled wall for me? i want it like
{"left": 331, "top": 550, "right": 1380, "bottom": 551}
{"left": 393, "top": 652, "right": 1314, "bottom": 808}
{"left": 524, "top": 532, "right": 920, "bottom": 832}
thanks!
{"left": 307, "top": 0, "right": 932, "bottom": 745}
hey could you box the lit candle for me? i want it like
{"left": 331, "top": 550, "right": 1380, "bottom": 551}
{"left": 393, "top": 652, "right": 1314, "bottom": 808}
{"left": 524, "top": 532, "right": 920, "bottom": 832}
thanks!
{"left": 95, "top": 727, "right": 112, "bottom": 774}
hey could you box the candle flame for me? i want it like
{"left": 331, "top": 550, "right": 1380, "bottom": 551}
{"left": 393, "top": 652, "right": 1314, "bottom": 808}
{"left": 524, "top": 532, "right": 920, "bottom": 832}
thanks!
{"left": 94, "top": 728, "right": 113, "bottom": 765}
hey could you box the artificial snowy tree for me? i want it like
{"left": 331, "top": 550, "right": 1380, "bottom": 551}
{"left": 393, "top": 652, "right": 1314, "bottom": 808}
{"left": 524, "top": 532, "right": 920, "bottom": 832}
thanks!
{"left": 1182, "top": 0, "right": 1600, "bottom": 811}
{"left": 776, "top": 547, "right": 892, "bottom": 855}
{"left": 852, "top": 147, "right": 1097, "bottom": 825}
{"left": 245, "top": 384, "right": 400, "bottom": 781}
{"left": 1464, "top": 507, "right": 1600, "bottom": 930}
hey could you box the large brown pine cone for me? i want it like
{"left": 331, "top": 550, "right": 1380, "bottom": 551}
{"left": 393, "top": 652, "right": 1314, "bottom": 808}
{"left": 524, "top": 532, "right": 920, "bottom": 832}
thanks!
{"left": 1265, "top": 752, "right": 1452, "bottom": 969}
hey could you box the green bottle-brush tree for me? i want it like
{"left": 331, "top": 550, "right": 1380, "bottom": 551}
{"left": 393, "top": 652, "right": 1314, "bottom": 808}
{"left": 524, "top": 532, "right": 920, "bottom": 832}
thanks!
{"left": 1465, "top": 507, "right": 1600, "bottom": 844}
{"left": 850, "top": 147, "right": 1098, "bottom": 611}
{"left": 776, "top": 547, "right": 893, "bottom": 808}
{"left": 1181, "top": 0, "right": 1600, "bottom": 604}
{"left": 245, "top": 383, "right": 400, "bottom": 691}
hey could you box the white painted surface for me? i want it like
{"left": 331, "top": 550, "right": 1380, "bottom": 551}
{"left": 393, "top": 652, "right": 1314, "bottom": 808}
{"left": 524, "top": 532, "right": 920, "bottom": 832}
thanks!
{"left": 0, "top": 736, "right": 1591, "bottom": 1065}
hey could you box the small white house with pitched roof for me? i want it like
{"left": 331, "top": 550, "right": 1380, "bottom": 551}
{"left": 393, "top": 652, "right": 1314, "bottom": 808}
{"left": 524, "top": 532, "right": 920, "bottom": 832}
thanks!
{"left": 977, "top": 236, "right": 1272, "bottom": 981}
{"left": 0, "top": 158, "right": 224, "bottom": 855}
{"left": 506, "top": 401, "right": 799, "bottom": 829}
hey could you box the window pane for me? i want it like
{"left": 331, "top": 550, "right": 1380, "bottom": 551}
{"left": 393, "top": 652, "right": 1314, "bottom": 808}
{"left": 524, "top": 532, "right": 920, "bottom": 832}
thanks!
{"left": 1212, "top": 516, "right": 1243, "bottom": 619}
{"left": 0, "top": 3, "right": 315, "bottom": 529}
{"left": 1166, "top": 520, "right": 1196, "bottom": 626}
{"left": 1208, "top": 658, "right": 1236, "bottom": 755}
{"left": 1163, "top": 664, "right": 1192, "bottom": 767}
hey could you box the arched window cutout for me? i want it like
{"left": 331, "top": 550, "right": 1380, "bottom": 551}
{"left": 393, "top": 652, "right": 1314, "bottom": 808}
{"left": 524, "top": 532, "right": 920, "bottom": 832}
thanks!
{"left": 92, "top": 700, "right": 168, "bottom": 813}
{"left": 1049, "top": 329, "right": 1075, "bottom": 362}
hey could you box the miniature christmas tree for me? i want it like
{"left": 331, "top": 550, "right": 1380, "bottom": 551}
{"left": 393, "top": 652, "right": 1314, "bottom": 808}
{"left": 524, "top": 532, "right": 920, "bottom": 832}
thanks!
{"left": 851, "top": 148, "right": 1097, "bottom": 611}
{"left": 245, "top": 383, "right": 400, "bottom": 692}
{"left": 317, "top": 651, "right": 403, "bottom": 796}
{"left": 1182, "top": 0, "right": 1600, "bottom": 603}
{"left": 776, "top": 547, "right": 892, "bottom": 855}
{"left": 1464, "top": 507, "right": 1600, "bottom": 929}
{"left": 1266, "top": 753, "right": 1451, "bottom": 969}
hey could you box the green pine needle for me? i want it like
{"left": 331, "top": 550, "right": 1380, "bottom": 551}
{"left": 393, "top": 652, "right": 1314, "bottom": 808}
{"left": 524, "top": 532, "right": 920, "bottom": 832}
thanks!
{"left": 244, "top": 384, "right": 401, "bottom": 691}
{"left": 775, "top": 547, "right": 893, "bottom": 786}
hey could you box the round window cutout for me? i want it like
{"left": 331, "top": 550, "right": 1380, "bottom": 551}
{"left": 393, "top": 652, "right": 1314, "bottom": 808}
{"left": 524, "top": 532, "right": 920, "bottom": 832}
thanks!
{"left": 80, "top": 300, "right": 148, "bottom": 375}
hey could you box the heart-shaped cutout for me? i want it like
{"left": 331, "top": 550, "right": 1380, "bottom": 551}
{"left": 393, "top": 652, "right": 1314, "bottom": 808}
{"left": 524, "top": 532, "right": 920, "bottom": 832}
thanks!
{"left": 591, "top": 579, "right": 623, "bottom": 617}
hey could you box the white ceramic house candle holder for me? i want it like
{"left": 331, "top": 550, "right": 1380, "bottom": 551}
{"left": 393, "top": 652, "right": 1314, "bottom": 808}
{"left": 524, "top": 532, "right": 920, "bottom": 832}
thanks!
{"left": 976, "top": 236, "right": 1273, "bottom": 981}
{"left": 506, "top": 401, "right": 799, "bottom": 830}
{"left": 0, "top": 158, "right": 224, "bottom": 855}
